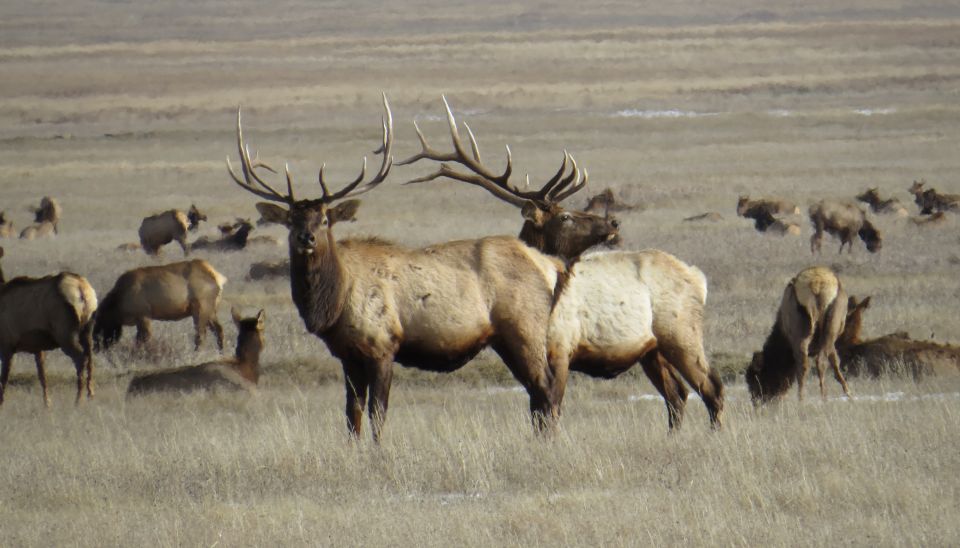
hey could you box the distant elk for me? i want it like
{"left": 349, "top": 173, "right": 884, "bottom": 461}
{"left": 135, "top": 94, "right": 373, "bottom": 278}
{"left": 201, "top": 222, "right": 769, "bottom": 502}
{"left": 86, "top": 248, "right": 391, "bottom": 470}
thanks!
{"left": 736, "top": 195, "right": 801, "bottom": 236}
{"left": 746, "top": 266, "right": 852, "bottom": 404}
{"left": 138, "top": 204, "right": 207, "bottom": 255}
{"left": 247, "top": 259, "right": 289, "bottom": 280}
{"left": 93, "top": 259, "right": 226, "bottom": 351}
{"left": 0, "top": 212, "right": 14, "bottom": 238}
{"left": 838, "top": 296, "right": 960, "bottom": 378}
{"left": 855, "top": 187, "right": 908, "bottom": 217}
{"left": 192, "top": 218, "right": 281, "bottom": 252}
{"left": 808, "top": 200, "right": 881, "bottom": 254}
{"left": 127, "top": 308, "right": 264, "bottom": 395}
{"left": 19, "top": 196, "right": 62, "bottom": 239}
{"left": 910, "top": 211, "right": 948, "bottom": 227}
{"left": 0, "top": 246, "right": 97, "bottom": 406}
{"left": 397, "top": 96, "right": 724, "bottom": 430}
{"left": 582, "top": 188, "right": 638, "bottom": 215}
{"left": 908, "top": 179, "right": 960, "bottom": 215}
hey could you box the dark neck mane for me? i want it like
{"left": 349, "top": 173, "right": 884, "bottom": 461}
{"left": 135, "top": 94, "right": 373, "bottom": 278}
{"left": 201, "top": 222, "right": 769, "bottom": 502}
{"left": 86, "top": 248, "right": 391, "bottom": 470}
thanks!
{"left": 234, "top": 331, "right": 262, "bottom": 383}
{"left": 290, "top": 230, "right": 349, "bottom": 335}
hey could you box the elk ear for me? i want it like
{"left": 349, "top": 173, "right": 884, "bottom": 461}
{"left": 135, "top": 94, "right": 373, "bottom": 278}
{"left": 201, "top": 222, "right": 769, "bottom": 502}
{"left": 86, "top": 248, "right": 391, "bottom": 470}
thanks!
{"left": 521, "top": 201, "right": 547, "bottom": 227}
{"left": 861, "top": 296, "right": 871, "bottom": 309}
{"left": 231, "top": 307, "right": 243, "bottom": 326}
{"left": 255, "top": 202, "right": 291, "bottom": 226}
{"left": 328, "top": 200, "right": 361, "bottom": 225}
{"left": 256, "top": 309, "right": 266, "bottom": 330}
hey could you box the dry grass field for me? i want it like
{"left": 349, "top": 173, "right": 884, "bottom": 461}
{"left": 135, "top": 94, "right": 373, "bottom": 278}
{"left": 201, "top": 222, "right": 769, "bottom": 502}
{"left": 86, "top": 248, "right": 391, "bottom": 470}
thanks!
{"left": 1, "top": 0, "right": 959, "bottom": 545}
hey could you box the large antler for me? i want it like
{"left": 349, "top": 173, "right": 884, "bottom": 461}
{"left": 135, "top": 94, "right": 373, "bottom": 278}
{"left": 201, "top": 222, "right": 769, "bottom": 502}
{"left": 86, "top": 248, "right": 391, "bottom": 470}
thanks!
{"left": 227, "top": 93, "right": 394, "bottom": 204}
{"left": 397, "top": 96, "right": 587, "bottom": 207}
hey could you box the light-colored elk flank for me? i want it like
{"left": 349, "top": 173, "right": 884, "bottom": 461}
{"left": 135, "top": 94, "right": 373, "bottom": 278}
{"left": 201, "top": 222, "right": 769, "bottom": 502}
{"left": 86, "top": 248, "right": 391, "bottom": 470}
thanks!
{"left": 0, "top": 246, "right": 97, "bottom": 407}
{"left": 746, "top": 266, "right": 852, "bottom": 404}
{"left": 398, "top": 97, "right": 723, "bottom": 430}
{"left": 127, "top": 308, "right": 265, "bottom": 395}
{"left": 138, "top": 204, "right": 207, "bottom": 255}
{"left": 838, "top": 296, "right": 960, "bottom": 378}
{"left": 855, "top": 187, "right": 908, "bottom": 217}
{"left": 93, "top": 259, "right": 226, "bottom": 351}
{"left": 0, "top": 212, "right": 14, "bottom": 238}
{"left": 808, "top": 200, "right": 881, "bottom": 254}
{"left": 229, "top": 94, "right": 566, "bottom": 442}
{"left": 19, "top": 196, "right": 61, "bottom": 240}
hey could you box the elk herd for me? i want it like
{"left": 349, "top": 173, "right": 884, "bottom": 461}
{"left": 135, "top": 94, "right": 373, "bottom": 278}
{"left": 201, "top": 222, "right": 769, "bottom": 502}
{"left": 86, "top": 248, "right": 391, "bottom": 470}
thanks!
{"left": 1, "top": 93, "right": 957, "bottom": 443}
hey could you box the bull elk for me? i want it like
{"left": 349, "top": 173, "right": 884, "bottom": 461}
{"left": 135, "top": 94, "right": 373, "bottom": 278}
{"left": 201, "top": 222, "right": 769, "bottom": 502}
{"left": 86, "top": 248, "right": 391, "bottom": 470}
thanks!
{"left": 0, "top": 246, "right": 97, "bottom": 406}
{"left": 229, "top": 94, "right": 566, "bottom": 441}
{"left": 909, "top": 179, "right": 960, "bottom": 215}
{"left": 838, "top": 296, "right": 960, "bottom": 378}
{"left": 397, "top": 97, "right": 724, "bottom": 430}
{"left": 855, "top": 187, "right": 908, "bottom": 217}
{"left": 127, "top": 308, "right": 264, "bottom": 395}
{"left": 19, "top": 196, "right": 61, "bottom": 240}
{"left": 746, "top": 266, "right": 852, "bottom": 405}
{"left": 138, "top": 204, "right": 207, "bottom": 255}
{"left": 93, "top": 259, "right": 226, "bottom": 351}
{"left": 808, "top": 200, "right": 881, "bottom": 254}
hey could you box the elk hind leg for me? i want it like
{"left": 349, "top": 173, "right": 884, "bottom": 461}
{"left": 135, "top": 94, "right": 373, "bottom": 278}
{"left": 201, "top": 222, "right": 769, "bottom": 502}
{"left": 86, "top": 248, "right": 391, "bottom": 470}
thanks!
{"left": 494, "top": 340, "right": 558, "bottom": 433}
{"left": 828, "top": 349, "right": 852, "bottom": 398}
{"left": 366, "top": 359, "right": 394, "bottom": 444}
{"left": 656, "top": 337, "right": 724, "bottom": 430}
{"left": 34, "top": 352, "right": 51, "bottom": 408}
{"left": 794, "top": 342, "right": 811, "bottom": 402}
{"left": 342, "top": 361, "right": 368, "bottom": 439}
{"left": 207, "top": 317, "right": 225, "bottom": 352}
{"left": 135, "top": 318, "right": 152, "bottom": 346}
{"left": 640, "top": 351, "right": 688, "bottom": 431}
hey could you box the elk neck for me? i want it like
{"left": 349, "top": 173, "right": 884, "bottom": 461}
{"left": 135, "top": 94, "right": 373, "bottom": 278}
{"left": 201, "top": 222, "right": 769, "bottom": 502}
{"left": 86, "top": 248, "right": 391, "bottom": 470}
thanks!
{"left": 233, "top": 330, "right": 263, "bottom": 384}
{"left": 289, "top": 228, "right": 349, "bottom": 334}
{"left": 761, "top": 317, "right": 799, "bottom": 375}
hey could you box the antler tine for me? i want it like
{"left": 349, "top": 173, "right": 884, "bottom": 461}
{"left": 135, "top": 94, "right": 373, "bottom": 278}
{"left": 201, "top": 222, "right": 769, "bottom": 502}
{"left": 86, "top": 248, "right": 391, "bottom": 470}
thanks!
{"left": 551, "top": 161, "right": 589, "bottom": 203}
{"left": 227, "top": 106, "right": 291, "bottom": 203}
{"left": 532, "top": 151, "right": 570, "bottom": 201}
{"left": 405, "top": 164, "right": 528, "bottom": 207}
{"left": 462, "top": 122, "right": 482, "bottom": 162}
{"left": 325, "top": 91, "right": 394, "bottom": 201}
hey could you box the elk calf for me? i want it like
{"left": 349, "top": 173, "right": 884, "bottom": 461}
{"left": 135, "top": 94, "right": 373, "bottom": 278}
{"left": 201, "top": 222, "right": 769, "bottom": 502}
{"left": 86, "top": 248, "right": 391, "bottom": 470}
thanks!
{"left": 138, "top": 205, "right": 206, "bottom": 255}
{"left": 127, "top": 308, "right": 264, "bottom": 395}
{"left": 0, "top": 247, "right": 97, "bottom": 406}
{"left": 746, "top": 266, "right": 852, "bottom": 404}
{"left": 94, "top": 259, "right": 226, "bottom": 351}
{"left": 809, "top": 200, "right": 881, "bottom": 254}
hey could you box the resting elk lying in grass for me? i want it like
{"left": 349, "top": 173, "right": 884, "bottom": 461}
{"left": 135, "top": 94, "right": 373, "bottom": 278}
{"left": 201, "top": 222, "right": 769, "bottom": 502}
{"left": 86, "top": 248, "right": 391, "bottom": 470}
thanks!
{"left": 19, "top": 196, "right": 61, "bottom": 240}
{"left": 808, "top": 200, "right": 881, "bottom": 254}
{"left": 909, "top": 179, "right": 960, "bottom": 215}
{"left": 93, "top": 259, "right": 226, "bottom": 351}
{"left": 0, "top": 246, "right": 97, "bottom": 406}
{"left": 737, "top": 195, "right": 800, "bottom": 217}
{"left": 855, "top": 187, "right": 908, "bottom": 218}
{"left": 229, "top": 94, "right": 568, "bottom": 441}
{"left": 398, "top": 97, "right": 724, "bottom": 429}
{"left": 138, "top": 204, "right": 206, "bottom": 255}
{"left": 127, "top": 308, "right": 264, "bottom": 396}
{"left": 746, "top": 266, "right": 852, "bottom": 405}
{"left": 837, "top": 296, "right": 960, "bottom": 378}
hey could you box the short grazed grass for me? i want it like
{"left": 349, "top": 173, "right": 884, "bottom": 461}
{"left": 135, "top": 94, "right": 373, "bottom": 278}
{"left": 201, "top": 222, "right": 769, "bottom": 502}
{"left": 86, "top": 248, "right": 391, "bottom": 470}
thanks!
{"left": 1, "top": 0, "right": 959, "bottom": 545}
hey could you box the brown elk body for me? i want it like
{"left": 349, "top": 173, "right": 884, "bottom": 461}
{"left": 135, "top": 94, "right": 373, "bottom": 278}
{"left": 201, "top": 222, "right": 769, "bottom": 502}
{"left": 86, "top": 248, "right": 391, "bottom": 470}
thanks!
{"left": 0, "top": 212, "right": 14, "bottom": 238}
{"left": 737, "top": 195, "right": 800, "bottom": 217}
{"left": 746, "top": 266, "right": 852, "bottom": 404}
{"left": 838, "top": 296, "right": 960, "bottom": 378}
{"left": 582, "top": 188, "right": 637, "bottom": 215}
{"left": 398, "top": 97, "right": 724, "bottom": 430}
{"left": 909, "top": 180, "right": 960, "bottom": 215}
{"left": 19, "top": 197, "right": 62, "bottom": 240}
{"left": 93, "top": 259, "right": 226, "bottom": 351}
{"left": 127, "top": 308, "right": 264, "bottom": 395}
{"left": 230, "top": 95, "right": 567, "bottom": 441}
{"left": 191, "top": 219, "right": 254, "bottom": 252}
{"left": 138, "top": 205, "right": 206, "bottom": 255}
{"left": 0, "top": 247, "right": 97, "bottom": 406}
{"left": 855, "top": 187, "right": 908, "bottom": 217}
{"left": 808, "top": 200, "right": 881, "bottom": 254}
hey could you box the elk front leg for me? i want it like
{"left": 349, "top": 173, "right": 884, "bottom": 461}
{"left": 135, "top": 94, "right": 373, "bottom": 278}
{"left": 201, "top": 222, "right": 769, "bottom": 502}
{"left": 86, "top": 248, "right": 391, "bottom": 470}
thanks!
{"left": 135, "top": 318, "right": 152, "bottom": 346}
{"left": 828, "top": 349, "right": 852, "bottom": 398}
{"left": 366, "top": 360, "right": 394, "bottom": 444}
{"left": 34, "top": 352, "right": 51, "bottom": 408}
{"left": 177, "top": 236, "right": 190, "bottom": 256}
{"left": 342, "top": 362, "right": 368, "bottom": 439}
{"left": 794, "top": 342, "right": 811, "bottom": 402}
{"left": 208, "top": 318, "right": 225, "bottom": 352}
{"left": 0, "top": 352, "right": 11, "bottom": 405}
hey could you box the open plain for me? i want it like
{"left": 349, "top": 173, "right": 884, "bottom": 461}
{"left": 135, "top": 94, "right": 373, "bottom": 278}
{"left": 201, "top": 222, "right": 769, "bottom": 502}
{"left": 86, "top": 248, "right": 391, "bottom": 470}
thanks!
{"left": 1, "top": 0, "right": 959, "bottom": 545}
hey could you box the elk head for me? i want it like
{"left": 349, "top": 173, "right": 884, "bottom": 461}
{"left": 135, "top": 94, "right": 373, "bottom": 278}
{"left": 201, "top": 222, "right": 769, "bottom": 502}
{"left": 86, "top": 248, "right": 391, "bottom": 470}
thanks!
{"left": 858, "top": 220, "right": 882, "bottom": 252}
{"left": 397, "top": 96, "right": 619, "bottom": 263}
{"left": 187, "top": 204, "right": 207, "bottom": 232}
{"left": 855, "top": 188, "right": 879, "bottom": 206}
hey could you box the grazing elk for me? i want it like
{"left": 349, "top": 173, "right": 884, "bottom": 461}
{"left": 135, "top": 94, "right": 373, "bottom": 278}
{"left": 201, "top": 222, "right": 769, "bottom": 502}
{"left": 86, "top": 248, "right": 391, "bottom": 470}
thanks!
{"left": 909, "top": 180, "right": 960, "bottom": 215}
{"left": 19, "top": 196, "right": 62, "bottom": 239}
{"left": 0, "top": 212, "right": 14, "bottom": 238}
{"left": 737, "top": 195, "right": 800, "bottom": 217}
{"left": 93, "top": 259, "right": 226, "bottom": 351}
{"left": 0, "top": 247, "right": 97, "bottom": 406}
{"left": 855, "top": 187, "right": 908, "bottom": 217}
{"left": 837, "top": 296, "right": 960, "bottom": 378}
{"left": 746, "top": 266, "right": 852, "bottom": 405}
{"left": 229, "top": 94, "right": 567, "bottom": 441}
{"left": 741, "top": 207, "right": 801, "bottom": 236}
{"left": 808, "top": 200, "right": 881, "bottom": 254}
{"left": 138, "top": 204, "right": 207, "bottom": 255}
{"left": 127, "top": 308, "right": 264, "bottom": 395}
{"left": 397, "top": 97, "right": 724, "bottom": 430}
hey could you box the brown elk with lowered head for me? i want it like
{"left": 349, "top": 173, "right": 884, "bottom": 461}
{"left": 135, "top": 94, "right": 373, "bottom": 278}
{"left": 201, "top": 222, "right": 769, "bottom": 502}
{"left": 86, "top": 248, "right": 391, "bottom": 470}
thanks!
{"left": 0, "top": 247, "right": 97, "bottom": 407}
{"left": 127, "top": 308, "right": 265, "bottom": 395}
{"left": 19, "top": 196, "right": 61, "bottom": 240}
{"left": 855, "top": 187, "right": 908, "bottom": 217}
{"left": 746, "top": 266, "right": 852, "bottom": 404}
{"left": 229, "top": 94, "right": 566, "bottom": 441}
{"left": 397, "top": 97, "right": 723, "bottom": 430}
{"left": 908, "top": 179, "right": 960, "bottom": 215}
{"left": 93, "top": 259, "right": 226, "bottom": 351}
{"left": 398, "top": 96, "right": 620, "bottom": 264}
{"left": 138, "top": 205, "right": 207, "bottom": 255}
{"left": 838, "top": 296, "right": 960, "bottom": 378}
{"left": 809, "top": 200, "right": 881, "bottom": 254}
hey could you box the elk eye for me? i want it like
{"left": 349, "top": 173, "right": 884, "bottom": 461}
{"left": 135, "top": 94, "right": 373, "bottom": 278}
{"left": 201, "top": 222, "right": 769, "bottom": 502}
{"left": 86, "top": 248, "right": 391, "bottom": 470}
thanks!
{"left": 560, "top": 214, "right": 572, "bottom": 223}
